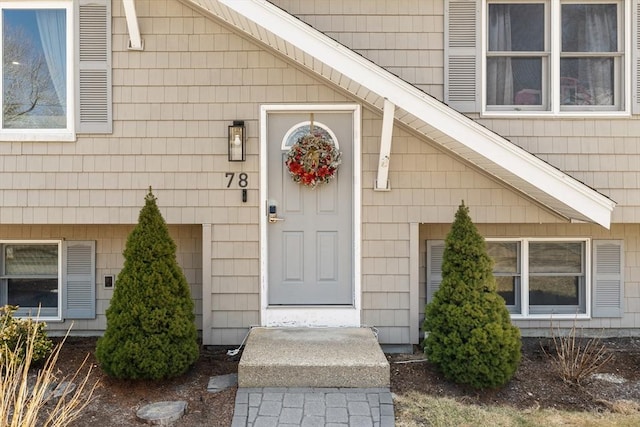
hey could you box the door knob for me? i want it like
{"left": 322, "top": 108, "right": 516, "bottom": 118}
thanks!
{"left": 268, "top": 205, "right": 284, "bottom": 223}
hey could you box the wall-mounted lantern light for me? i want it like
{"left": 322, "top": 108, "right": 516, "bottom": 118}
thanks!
{"left": 228, "top": 120, "right": 246, "bottom": 162}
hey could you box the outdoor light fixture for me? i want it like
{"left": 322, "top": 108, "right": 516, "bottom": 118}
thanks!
{"left": 228, "top": 120, "right": 246, "bottom": 162}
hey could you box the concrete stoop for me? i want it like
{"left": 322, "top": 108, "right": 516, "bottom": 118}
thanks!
{"left": 238, "top": 327, "right": 390, "bottom": 388}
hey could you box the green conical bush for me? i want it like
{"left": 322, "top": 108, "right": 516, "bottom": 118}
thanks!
{"left": 96, "top": 189, "right": 199, "bottom": 379}
{"left": 423, "top": 202, "right": 521, "bottom": 389}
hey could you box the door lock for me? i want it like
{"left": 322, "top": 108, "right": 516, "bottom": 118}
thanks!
{"left": 268, "top": 204, "right": 284, "bottom": 223}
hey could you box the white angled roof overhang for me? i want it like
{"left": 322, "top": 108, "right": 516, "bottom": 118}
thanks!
{"left": 180, "top": 0, "right": 615, "bottom": 229}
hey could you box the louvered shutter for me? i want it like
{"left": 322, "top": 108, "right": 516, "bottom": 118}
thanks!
{"left": 592, "top": 240, "right": 624, "bottom": 318}
{"left": 634, "top": 0, "right": 640, "bottom": 113}
{"left": 426, "top": 241, "right": 445, "bottom": 303}
{"left": 445, "top": 0, "right": 481, "bottom": 113}
{"left": 76, "top": 0, "right": 111, "bottom": 133}
{"left": 63, "top": 241, "right": 96, "bottom": 319}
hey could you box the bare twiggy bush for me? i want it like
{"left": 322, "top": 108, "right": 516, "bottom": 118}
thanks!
{"left": 543, "top": 320, "right": 613, "bottom": 385}
{"left": 1, "top": 324, "right": 98, "bottom": 427}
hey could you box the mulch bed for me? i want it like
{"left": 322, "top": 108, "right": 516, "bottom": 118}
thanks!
{"left": 51, "top": 336, "right": 640, "bottom": 426}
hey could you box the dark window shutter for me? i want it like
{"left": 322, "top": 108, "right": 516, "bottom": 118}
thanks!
{"left": 63, "top": 240, "right": 96, "bottom": 319}
{"left": 76, "top": 0, "right": 111, "bottom": 133}
{"left": 426, "top": 241, "right": 445, "bottom": 303}
{"left": 445, "top": 0, "right": 480, "bottom": 113}
{"left": 592, "top": 240, "right": 624, "bottom": 318}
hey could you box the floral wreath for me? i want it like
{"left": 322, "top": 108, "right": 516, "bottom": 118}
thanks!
{"left": 285, "top": 133, "right": 342, "bottom": 188}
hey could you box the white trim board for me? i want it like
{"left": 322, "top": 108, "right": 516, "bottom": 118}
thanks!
{"left": 259, "top": 104, "right": 362, "bottom": 327}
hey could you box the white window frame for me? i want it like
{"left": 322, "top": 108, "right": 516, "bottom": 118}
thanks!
{"left": 487, "top": 237, "right": 591, "bottom": 319}
{"left": 481, "top": 0, "right": 630, "bottom": 117}
{"left": 0, "top": 240, "right": 63, "bottom": 321}
{"left": 0, "top": 1, "right": 75, "bottom": 141}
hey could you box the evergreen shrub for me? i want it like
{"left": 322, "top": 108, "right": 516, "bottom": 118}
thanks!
{"left": 423, "top": 202, "right": 521, "bottom": 389}
{"left": 96, "top": 189, "right": 199, "bottom": 379}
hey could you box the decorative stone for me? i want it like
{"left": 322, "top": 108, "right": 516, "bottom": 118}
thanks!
{"left": 136, "top": 401, "right": 187, "bottom": 425}
{"left": 51, "top": 381, "right": 76, "bottom": 399}
{"left": 207, "top": 373, "right": 238, "bottom": 393}
{"left": 591, "top": 373, "right": 627, "bottom": 384}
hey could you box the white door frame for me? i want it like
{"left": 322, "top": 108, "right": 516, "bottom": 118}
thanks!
{"left": 259, "top": 104, "right": 362, "bottom": 327}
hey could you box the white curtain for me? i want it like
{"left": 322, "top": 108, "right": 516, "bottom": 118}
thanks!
{"left": 582, "top": 6, "right": 614, "bottom": 105}
{"left": 36, "top": 10, "right": 66, "bottom": 109}
{"left": 487, "top": 5, "right": 513, "bottom": 105}
{"left": 565, "top": 5, "right": 615, "bottom": 105}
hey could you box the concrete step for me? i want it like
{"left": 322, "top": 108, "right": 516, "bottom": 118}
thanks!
{"left": 238, "top": 327, "right": 390, "bottom": 388}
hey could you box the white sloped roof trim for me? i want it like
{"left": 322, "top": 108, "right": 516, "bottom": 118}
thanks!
{"left": 185, "top": 0, "right": 615, "bottom": 228}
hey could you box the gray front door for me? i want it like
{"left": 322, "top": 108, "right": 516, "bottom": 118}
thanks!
{"left": 267, "top": 111, "right": 353, "bottom": 305}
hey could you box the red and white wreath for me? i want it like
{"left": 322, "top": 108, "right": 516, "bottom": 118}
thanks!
{"left": 285, "top": 134, "right": 342, "bottom": 188}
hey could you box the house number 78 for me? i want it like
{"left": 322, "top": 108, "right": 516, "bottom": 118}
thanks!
{"left": 225, "top": 172, "right": 248, "bottom": 188}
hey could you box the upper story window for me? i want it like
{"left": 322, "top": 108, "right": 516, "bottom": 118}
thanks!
{"left": 1, "top": 2, "right": 74, "bottom": 140}
{"left": 484, "top": 0, "right": 625, "bottom": 114}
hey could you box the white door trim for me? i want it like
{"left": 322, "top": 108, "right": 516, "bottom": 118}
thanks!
{"left": 259, "top": 104, "right": 361, "bottom": 327}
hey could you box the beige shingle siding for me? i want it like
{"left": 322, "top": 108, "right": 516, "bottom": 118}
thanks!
{"left": 270, "top": 0, "right": 640, "bottom": 224}
{"left": 95, "top": 0, "right": 343, "bottom": 345}
{"left": 477, "top": 116, "right": 640, "bottom": 223}
{"left": 270, "top": 0, "right": 446, "bottom": 100}
{"left": 360, "top": 108, "right": 564, "bottom": 342}
{"left": 361, "top": 113, "right": 563, "bottom": 224}
{"left": 0, "top": 0, "right": 310, "bottom": 345}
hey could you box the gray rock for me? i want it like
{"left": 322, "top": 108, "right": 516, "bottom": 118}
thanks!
{"left": 207, "top": 373, "right": 238, "bottom": 392}
{"left": 53, "top": 382, "right": 76, "bottom": 399}
{"left": 136, "top": 401, "right": 187, "bottom": 425}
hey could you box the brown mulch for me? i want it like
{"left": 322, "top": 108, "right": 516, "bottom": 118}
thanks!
{"left": 53, "top": 336, "right": 640, "bottom": 426}
{"left": 56, "top": 338, "right": 239, "bottom": 427}
{"left": 390, "top": 337, "right": 640, "bottom": 413}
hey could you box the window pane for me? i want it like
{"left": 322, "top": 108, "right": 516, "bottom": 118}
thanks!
{"left": 488, "top": 4, "right": 544, "bottom": 52}
{"left": 560, "top": 58, "right": 614, "bottom": 106}
{"left": 4, "top": 244, "right": 58, "bottom": 275}
{"left": 562, "top": 4, "right": 617, "bottom": 52}
{"left": 3, "top": 9, "right": 66, "bottom": 129}
{"left": 487, "top": 241, "right": 519, "bottom": 273}
{"left": 496, "top": 276, "right": 516, "bottom": 306}
{"left": 529, "top": 276, "right": 579, "bottom": 306}
{"left": 8, "top": 278, "right": 58, "bottom": 308}
{"left": 487, "top": 57, "right": 542, "bottom": 105}
{"left": 529, "top": 242, "right": 583, "bottom": 273}
{"left": 487, "top": 242, "right": 520, "bottom": 312}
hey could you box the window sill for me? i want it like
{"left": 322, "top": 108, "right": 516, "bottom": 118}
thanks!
{"left": 16, "top": 315, "right": 62, "bottom": 322}
{"left": 481, "top": 110, "right": 631, "bottom": 119}
{"left": 511, "top": 314, "right": 590, "bottom": 320}
{"left": 0, "top": 131, "right": 76, "bottom": 142}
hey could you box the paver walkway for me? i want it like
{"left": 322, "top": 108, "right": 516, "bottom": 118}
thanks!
{"left": 231, "top": 387, "right": 395, "bottom": 427}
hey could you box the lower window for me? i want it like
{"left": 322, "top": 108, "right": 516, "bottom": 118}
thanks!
{"left": 0, "top": 241, "right": 61, "bottom": 319}
{"left": 486, "top": 239, "right": 588, "bottom": 316}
